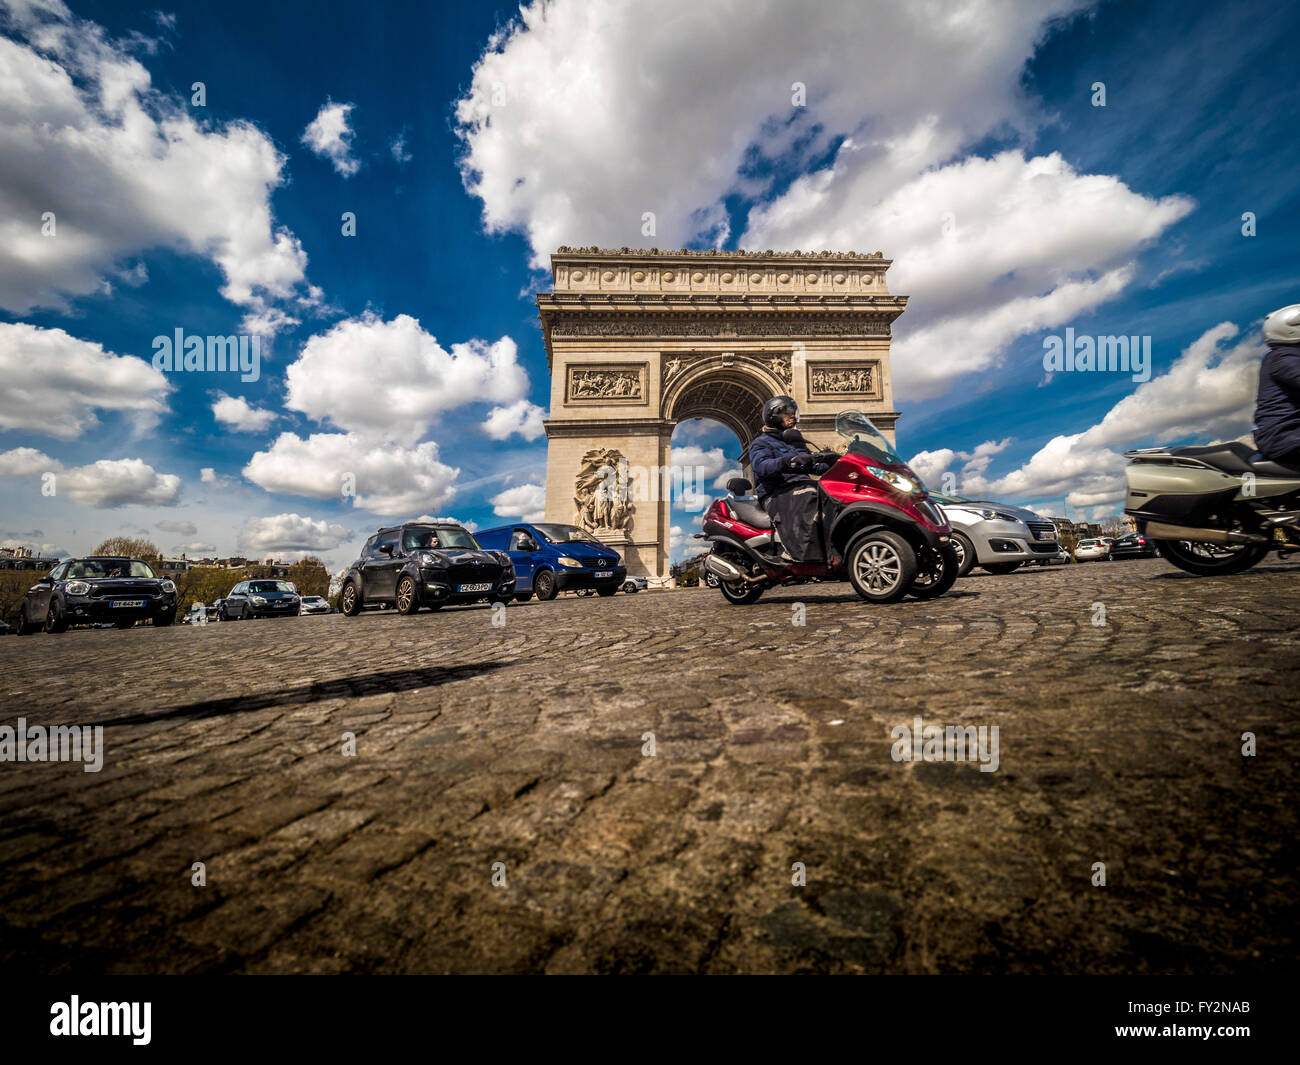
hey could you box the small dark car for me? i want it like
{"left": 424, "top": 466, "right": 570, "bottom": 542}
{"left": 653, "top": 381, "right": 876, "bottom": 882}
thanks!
{"left": 339, "top": 521, "right": 515, "bottom": 615}
{"left": 15, "top": 557, "right": 177, "bottom": 633}
{"left": 219, "top": 580, "right": 301, "bottom": 620}
{"left": 1109, "top": 532, "right": 1157, "bottom": 559}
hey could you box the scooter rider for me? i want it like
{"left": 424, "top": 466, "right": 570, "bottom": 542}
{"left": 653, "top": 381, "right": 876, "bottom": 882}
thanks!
{"left": 749, "top": 396, "right": 829, "bottom": 562}
{"left": 1254, "top": 304, "right": 1300, "bottom": 470}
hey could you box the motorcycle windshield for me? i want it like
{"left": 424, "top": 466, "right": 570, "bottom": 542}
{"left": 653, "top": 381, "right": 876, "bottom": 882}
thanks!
{"left": 835, "top": 411, "right": 908, "bottom": 466}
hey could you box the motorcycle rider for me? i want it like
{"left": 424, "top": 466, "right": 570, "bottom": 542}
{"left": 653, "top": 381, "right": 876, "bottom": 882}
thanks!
{"left": 1254, "top": 304, "right": 1300, "bottom": 470}
{"left": 749, "top": 396, "right": 826, "bottom": 562}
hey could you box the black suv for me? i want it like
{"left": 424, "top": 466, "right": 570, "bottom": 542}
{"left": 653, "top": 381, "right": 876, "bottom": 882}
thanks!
{"left": 340, "top": 521, "right": 515, "bottom": 615}
{"left": 16, "top": 556, "right": 178, "bottom": 633}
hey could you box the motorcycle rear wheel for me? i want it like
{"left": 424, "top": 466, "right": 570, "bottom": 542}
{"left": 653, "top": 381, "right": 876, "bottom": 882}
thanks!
{"left": 718, "top": 579, "right": 764, "bottom": 605}
{"left": 909, "top": 541, "right": 959, "bottom": 600}
{"left": 1154, "top": 538, "right": 1270, "bottom": 576}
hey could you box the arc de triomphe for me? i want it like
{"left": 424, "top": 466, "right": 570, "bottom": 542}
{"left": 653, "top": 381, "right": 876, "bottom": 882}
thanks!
{"left": 537, "top": 247, "right": 908, "bottom": 580}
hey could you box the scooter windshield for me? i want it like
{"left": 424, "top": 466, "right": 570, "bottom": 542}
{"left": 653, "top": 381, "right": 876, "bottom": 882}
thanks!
{"left": 835, "top": 410, "right": 907, "bottom": 466}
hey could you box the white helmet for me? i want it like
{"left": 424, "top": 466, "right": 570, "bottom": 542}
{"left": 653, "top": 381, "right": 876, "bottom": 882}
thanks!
{"left": 1262, "top": 304, "right": 1300, "bottom": 344}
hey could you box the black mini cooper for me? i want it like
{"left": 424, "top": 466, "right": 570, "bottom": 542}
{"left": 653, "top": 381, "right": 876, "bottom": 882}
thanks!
{"left": 339, "top": 521, "right": 515, "bottom": 615}
{"left": 16, "top": 556, "right": 178, "bottom": 633}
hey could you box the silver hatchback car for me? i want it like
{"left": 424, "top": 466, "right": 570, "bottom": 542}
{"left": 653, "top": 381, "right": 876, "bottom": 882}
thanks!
{"left": 931, "top": 494, "right": 1061, "bottom": 576}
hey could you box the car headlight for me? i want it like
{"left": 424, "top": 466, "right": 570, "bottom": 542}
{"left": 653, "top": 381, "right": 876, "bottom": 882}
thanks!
{"left": 251, "top": 595, "right": 267, "bottom": 605}
{"left": 65, "top": 580, "right": 91, "bottom": 596}
{"left": 865, "top": 465, "right": 920, "bottom": 494}
{"left": 974, "top": 507, "right": 1019, "bottom": 522}
{"left": 161, "top": 579, "right": 177, "bottom": 594}
{"left": 420, "top": 552, "right": 449, "bottom": 567}
{"left": 558, "top": 556, "right": 582, "bottom": 568}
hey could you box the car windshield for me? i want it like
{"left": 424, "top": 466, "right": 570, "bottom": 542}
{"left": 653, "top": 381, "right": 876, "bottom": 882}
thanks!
{"left": 403, "top": 525, "right": 479, "bottom": 551}
{"left": 929, "top": 492, "right": 972, "bottom": 506}
{"left": 533, "top": 524, "right": 599, "bottom": 544}
{"left": 249, "top": 581, "right": 295, "bottom": 593}
{"left": 66, "top": 558, "right": 156, "bottom": 579}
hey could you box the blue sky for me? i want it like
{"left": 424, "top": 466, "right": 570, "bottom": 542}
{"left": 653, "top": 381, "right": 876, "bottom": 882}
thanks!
{"left": 1, "top": 0, "right": 1296, "bottom": 571}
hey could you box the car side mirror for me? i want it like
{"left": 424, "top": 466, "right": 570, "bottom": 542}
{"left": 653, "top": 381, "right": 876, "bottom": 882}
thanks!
{"left": 523, "top": 539, "right": 539, "bottom": 551}
{"left": 378, "top": 544, "right": 393, "bottom": 556}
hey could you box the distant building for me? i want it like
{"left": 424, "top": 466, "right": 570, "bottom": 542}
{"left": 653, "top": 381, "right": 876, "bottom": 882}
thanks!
{"left": 0, "top": 546, "right": 59, "bottom": 571}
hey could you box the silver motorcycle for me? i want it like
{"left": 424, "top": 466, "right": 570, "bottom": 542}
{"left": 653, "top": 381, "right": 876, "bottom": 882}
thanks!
{"left": 1123, "top": 441, "right": 1300, "bottom": 575}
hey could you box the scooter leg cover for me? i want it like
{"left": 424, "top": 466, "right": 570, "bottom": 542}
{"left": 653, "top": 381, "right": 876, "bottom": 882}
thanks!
{"left": 765, "top": 486, "right": 825, "bottom": 563}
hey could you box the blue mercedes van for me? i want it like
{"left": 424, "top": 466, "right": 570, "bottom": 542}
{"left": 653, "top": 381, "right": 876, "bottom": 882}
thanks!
{"left": 475, "top": 522, "right": 627, "bottom": 601}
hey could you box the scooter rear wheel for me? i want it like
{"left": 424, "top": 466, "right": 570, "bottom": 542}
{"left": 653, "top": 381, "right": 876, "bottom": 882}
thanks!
{"left": 846, "top": 530, "right": 916, "bottom": 603}
{"left": 718, "top": 579, "right": 764, "bottom": 605}
{"left": 1154, "top": 538, "right": 1270, "bottom": 576}
{"left": 909, "top": 541, "right": 959, "bottom": 600}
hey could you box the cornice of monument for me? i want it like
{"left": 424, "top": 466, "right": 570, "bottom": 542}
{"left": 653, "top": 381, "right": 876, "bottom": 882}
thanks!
{"left": 552, "top": 245, "right": 891, "bottom": 267}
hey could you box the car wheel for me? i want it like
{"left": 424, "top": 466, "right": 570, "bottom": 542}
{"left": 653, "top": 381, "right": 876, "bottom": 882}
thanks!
{"left": 15, "top": 605, "right": 36, "bottom": 635}
{"left": 622, "top": 581, "right": 637, "bottom": 593}
{"left": 981, "top": 561, "right": 1021, "bottom": 575}
{"left": 340, "top": 580, "right": 362, "bottom": 617}
{"left": 44, "top": 598, "right": 69, "bottom": 634}
{"left": 514, "top": 592, "right": 533, "bottom": 602}
{"left": 395, "top": 576, "right": 420, "bottom": 615}
{"left": 704, "top": 571, "right": 720, "bottom": 589}
{"left": 534, "top": 569, "right": 558, "bottom": 601}
{"left": 949, "top": 532, "right": 977, "bottom": 578}
{"left": 846, "top": 530, "right": 917, "bottom": 603}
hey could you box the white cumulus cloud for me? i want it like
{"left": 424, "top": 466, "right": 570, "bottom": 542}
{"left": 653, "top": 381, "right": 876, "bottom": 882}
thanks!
{"left": 238, "top": 512, "right": 354, "bottom": 555}
{"left": 489, "top": 483, "right": 546, "bottom": 522}
{"left": 212, "top": 392, "right": 276, "bottom": 432}
{"left": 301, "top": 100, "right": 360, "bottom": 177}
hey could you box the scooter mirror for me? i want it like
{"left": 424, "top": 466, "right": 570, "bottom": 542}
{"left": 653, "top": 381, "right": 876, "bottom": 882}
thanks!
{"left": 781, "top": 427, "right": 806, "bottom": 446}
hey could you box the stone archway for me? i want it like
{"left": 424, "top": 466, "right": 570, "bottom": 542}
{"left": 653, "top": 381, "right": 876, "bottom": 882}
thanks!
{"left": 537, "top": 247, "right": 907, "bottom": 579}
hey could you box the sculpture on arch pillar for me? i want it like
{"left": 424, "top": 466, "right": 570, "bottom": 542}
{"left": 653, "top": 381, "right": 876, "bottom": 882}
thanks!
{"left": 574, "top": 448, "right": 634, "bottom": 534}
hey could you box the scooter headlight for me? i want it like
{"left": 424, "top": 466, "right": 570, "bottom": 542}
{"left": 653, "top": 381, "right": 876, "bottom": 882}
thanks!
{"left": 865, "top": 465, "right": 920, "bottom": 494}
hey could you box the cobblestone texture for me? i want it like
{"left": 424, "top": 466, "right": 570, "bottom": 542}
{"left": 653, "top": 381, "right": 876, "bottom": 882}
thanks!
{"left": 1, "top": 557, "right": 1297, "bottom": 973}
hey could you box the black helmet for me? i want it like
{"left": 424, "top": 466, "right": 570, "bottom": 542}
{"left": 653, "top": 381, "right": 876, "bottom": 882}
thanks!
{"left": 763, "top": 395, "right": 798, "bottom": 429}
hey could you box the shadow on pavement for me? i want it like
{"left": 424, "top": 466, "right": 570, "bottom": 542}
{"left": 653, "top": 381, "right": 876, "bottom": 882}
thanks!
{"left": 94, "top": 661, "right": 512, "bottom": 727}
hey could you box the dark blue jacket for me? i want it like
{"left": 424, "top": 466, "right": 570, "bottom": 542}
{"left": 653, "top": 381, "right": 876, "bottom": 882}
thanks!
{"left": 750, "top": 428, "right": 811, "bottom": 501}
{"left": 1254, "top": 344, "right": 1300, "bottom": 461}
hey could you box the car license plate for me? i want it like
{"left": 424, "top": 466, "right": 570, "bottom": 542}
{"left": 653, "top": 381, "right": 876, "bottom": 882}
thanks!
{"left": 1034, "top": 529, "right": 1054, "bottom": 540}
{"left": 110, "top": 600, "right": 145, "bottom": 608}
{"left": 458, "top": 582, "right": 491, "bottom": 593}
{"left": 594, "top": 571, "right": 613, "bottom": 578}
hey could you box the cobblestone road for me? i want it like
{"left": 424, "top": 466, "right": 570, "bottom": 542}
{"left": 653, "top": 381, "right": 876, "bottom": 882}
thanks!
{"left": 1, "top": 557, "right": 1297, "bottom": 974}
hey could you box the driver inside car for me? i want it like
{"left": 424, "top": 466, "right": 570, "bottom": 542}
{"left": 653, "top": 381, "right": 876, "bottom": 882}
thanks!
{"left": 749, "top": 395, "right": 831, "bottom": 563}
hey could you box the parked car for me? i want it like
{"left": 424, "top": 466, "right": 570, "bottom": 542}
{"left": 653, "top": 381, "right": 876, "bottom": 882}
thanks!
{"left": 206, "top": 599, "right": 223, "bottom": 620}
{"left": 1031, "top": 548, "right": 1071, "bottom": 565}
{"left": 1109, "top": 532, "right": 1157, "bottom": 559}
{"left": 0, "top": 619, "right": 11, "bottom": 635}
{"left": 181, "top": 603, "right": 208, "bottom": 624}
{"left": 1073, "top": 538, "right": 1112, "bottom": 562}
{"left": 930, "top": 494, "right": 1060, "bottom": 576}
{"left": 622, "top": 575, "right": 648, "bottom": 594}
{"left": 475, "top": 522, "right": 626, "bottom": 601}
{"left": 340, "top": 521, "right": 515, "bottom": 615}
{"left": 299, "top": 595, "right": 331, "bottom": 614}
{"left": 15, "top": 556, "right": 177, "bottom": 633}
{"left": 219, "top": 579, "right": 301, "bottom": 620}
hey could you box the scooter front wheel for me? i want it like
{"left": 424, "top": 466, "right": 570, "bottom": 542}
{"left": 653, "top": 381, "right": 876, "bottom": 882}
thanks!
{"left": 846, "top": 530, "right": 917, "bottom": 603}
{"left": 909, "top": 541, "right": 959, "bottom": 600}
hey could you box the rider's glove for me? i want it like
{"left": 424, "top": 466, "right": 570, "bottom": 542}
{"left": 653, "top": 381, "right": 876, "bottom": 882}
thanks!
{"left": 785, "top": 452, "right": 814, "bottom": 471}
